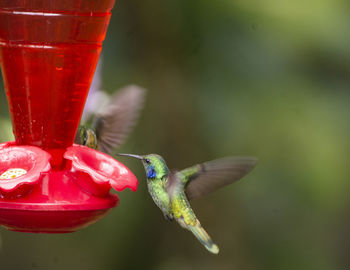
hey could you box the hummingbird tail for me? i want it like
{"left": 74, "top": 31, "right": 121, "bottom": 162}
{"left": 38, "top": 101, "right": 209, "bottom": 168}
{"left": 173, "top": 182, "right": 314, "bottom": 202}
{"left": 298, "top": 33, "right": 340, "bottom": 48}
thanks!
{"left": 188, "top": 223, "right": 219, "bottom": 254}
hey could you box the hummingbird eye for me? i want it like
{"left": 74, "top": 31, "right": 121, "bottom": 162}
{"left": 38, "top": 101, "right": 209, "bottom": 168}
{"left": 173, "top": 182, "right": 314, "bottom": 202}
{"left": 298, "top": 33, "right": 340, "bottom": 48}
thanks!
{"left": 82, "top": 135, "right": 87, "bottom": 145}
{"left": 145, "top": 158, "right": 151, "bottom": 164}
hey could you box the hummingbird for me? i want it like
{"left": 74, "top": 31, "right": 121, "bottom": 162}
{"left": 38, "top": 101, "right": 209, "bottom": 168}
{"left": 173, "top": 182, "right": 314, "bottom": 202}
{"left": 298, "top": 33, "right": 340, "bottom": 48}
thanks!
{"left": 75, "top": 84, "right": 146, "bottom": 154}
{"left": 118, "top": 153, "right": 257, "bottom": 254}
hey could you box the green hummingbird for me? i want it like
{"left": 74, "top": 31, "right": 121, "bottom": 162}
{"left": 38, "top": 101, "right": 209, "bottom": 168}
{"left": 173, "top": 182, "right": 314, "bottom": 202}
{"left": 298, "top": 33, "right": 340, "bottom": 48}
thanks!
{"left": 75, "top": 85, "right": 146, "bottom": 154}
{"left": 118, "top": 153, "right": 257, "bottom": 254}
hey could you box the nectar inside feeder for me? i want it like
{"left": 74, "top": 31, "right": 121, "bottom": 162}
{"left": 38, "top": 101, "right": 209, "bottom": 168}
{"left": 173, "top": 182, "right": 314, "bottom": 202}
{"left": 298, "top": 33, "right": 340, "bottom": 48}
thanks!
{"left": 0, "top": 1, "right": 138, "bottom": 233}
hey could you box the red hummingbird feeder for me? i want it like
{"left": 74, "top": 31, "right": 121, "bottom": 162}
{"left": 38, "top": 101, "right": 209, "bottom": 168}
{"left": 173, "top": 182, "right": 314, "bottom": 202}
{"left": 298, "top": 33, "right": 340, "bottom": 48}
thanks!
{"left": 0, "top": 0, "right": 138, "bottom": 233}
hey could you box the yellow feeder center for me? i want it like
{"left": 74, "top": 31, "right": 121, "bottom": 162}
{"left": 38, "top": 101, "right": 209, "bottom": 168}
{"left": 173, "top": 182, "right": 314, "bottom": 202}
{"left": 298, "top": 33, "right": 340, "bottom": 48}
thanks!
{"left": 0, "top": 168, "right": 27, "bottom": 179}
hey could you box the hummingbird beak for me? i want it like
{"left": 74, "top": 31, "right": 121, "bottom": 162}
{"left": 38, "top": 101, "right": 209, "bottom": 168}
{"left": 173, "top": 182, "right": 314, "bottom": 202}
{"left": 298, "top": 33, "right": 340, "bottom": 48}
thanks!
{"left": 117, "top": 153, "right": 144, "bottom": 160}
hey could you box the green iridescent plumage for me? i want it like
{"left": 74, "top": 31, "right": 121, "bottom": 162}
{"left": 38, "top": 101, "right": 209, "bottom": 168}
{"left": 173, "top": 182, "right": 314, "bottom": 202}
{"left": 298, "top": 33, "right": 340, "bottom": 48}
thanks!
{"left": 76, "top": 125, "right": 98, "bottom": 149}
{"left": 118, "top": 153, "right": 257, "bottom": 254}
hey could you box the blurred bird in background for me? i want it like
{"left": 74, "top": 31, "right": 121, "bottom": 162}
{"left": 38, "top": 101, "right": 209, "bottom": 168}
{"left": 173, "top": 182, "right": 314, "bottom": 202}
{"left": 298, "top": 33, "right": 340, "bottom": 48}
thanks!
{"left": 118, "top": 153, "right": 257, "bottom": 254}
{"left": 75, "top": 59, "right": 146, "bottom": 155}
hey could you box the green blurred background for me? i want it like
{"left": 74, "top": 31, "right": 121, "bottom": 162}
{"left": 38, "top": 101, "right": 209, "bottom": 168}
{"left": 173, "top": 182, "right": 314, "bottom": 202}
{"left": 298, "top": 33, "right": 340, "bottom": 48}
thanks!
{"left": 1, "top": 0, "right": 350, "bottom": 269}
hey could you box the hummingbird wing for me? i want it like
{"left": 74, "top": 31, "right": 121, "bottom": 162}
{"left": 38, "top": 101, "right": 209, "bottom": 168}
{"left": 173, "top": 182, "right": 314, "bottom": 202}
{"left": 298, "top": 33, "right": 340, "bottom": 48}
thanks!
{"left": 176, "top": 157, "right": 257, "bottom": 201}
{"left": 92, "top": 85, "right": 147, "bottom": 155}
{"left": 81, "top": 58, "right": 106, "bottom": 123}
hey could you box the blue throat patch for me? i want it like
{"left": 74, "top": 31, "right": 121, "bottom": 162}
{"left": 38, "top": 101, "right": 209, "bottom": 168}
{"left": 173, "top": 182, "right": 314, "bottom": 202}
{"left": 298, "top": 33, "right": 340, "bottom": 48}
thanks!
{"left": 147, "top": 166, "right": 157, "bottom": 178}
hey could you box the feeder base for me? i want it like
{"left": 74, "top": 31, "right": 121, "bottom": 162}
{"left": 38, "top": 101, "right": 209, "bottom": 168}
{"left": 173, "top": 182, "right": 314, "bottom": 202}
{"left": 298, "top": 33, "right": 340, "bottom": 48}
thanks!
{"left": 0, "top": 170, "right": 119, "bottom": 233}
{"left": 0, "top": 208, "right": 114, "bottom": 233}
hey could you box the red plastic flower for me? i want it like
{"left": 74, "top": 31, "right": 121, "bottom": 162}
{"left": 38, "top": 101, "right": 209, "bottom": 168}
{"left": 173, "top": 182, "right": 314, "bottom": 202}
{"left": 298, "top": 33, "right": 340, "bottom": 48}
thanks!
{"left": 64, "top": 144, "right": 138, "bottom": 193}
{"left": 0, "top": 143, "right": 51, "bottom": 193}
